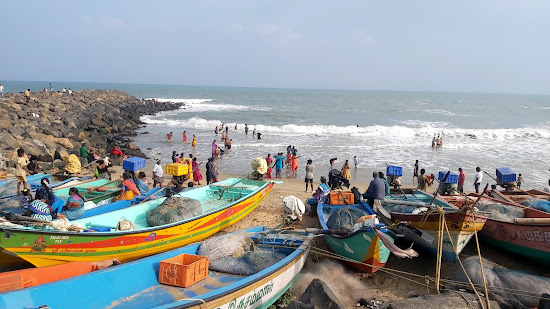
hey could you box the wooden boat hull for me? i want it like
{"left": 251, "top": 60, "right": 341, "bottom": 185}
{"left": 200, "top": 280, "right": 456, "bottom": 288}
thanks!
{"left": 443, "top": 194, "right": 550, "bottom": 263}
{"left": 491, "top": 189, "right": 550, "bottom": 203}
{"left": 0, "top": 226, "right": 312, "bottom": 309}
{"left": 382, "top": 191, "right": 487, "bottom": 262}
{"left": 318, "top": 201, "right": 393, "bottom": 272}
{"left": 0, "top": 178, "right": 274, "bottom": 267}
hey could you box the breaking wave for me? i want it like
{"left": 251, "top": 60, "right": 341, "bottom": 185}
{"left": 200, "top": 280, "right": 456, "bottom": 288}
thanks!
{"left": 140, "top": 117, "right": 550, "bottom": 140}
{"left": 145, "top": 98, "right": 272, "bottom": 112}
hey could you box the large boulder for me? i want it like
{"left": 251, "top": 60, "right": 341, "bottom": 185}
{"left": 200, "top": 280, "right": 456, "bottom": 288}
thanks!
{"left": 296, "top": 279, "right": 345, "bottom": 309}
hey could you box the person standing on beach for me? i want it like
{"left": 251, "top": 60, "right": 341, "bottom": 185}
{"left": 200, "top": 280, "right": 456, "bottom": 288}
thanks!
{"left": 329, "top": 158, "right": 337, "bottom": 169}
{"left": 418, "top": 168, "right": 427, "bottom": 191}
{"left": 432, "top": 136, "right": 436, "bottom": 148}
{"left": 183, "top": 131, "right": 187, "bottom": 142}
{"left": 245, "top": 124, "right": 248, "bottom": 135}
{"left": 305, "top": 159, "right": 314, "bottom": 192}
{"left": 167, "top": 132, "right": 173, "bottom": 141}
{"left": 252, "top": 128, "right": 256, "bottom": 139}
{"left": 24, "top": 89, "right": 30, "bottom": 103}
{"left": 15, "top": 148, "right": 30, "bottom": 194}
{"left": 0, "top": 83, "right": 4, "bottom": 98}
{"left": 354, "top": 156, "right": 358, "bottom": 169}
{"left": 210, "top": 157, "right": 219, "bottom": 183}
{"left": 457, "top": 168, "right": 466, "bottom": 193}
{"left": 225, "top": 126, "right": 228, "bottom": 134}
{"left": 234, "top": 124, "right": 237, "bottom": 130}
{"left": 215, "top": 126, "right": 218, "bottom": 134}
{"left": 205, "top": 158, "right": 212, "bottom": 185}
{"left": 212, "top": 140, "right": 217, "bottom": 157}
{"left": 275, "top": 153, "right": 285, "bottom": 178}
{"left": 172, "top": 151, "right": 177, "bottom": 163}
{"left": 266, "top": 154, "right": 273, "bottom": 179}
{"left": 152, "top": 160, "right": 164, "bottom": 187}
{"left": 192, "top": 135, "right": 197, "bottom": 148}
{"left": 413, "top": 160, "right": 419, "bottom": 184}
{"left": 473, "top": 167, "right": 483, "bottom": 193}
{"left": 341, "top": 160, "right": 350, "bottom": 180}
{"left": 291, "top": 153, "right": 299, "bottom": 176}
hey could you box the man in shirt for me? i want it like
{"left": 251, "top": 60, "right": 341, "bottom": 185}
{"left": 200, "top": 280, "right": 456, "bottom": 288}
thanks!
{"left": 152, "top": 160, "right": 164, "bottom": 187}
{"left": 24, "top": 89, "right": 30, "bottom": 103}
{"left": 15, "top": 148, "right": 30, "bottom": 194}
{"left": 80, "top": 143, "right": 91, "bottom": 164}
{"left": 457, "top": 168, "right": 466, "bottom": 193}
{"left": 0, "top": 83, "right": 4, "bottom": 98}
{"left": 275, "top": 153, "right": 285, "bottom": 178}
{"left": 473, "top": 167, "right": 483, "bottom": 193}
{"left": 364, "top": 172, "right": 386, "bottom": 206}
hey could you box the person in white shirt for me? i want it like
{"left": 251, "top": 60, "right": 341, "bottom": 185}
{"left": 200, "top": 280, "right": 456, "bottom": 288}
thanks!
{"left": 473, "top": 167, "right": 483, "bottom": 193}
{"left": 0, "top": 83, "right": 4, "bottom": 98}
{"left": 62, "top": 87, "right": 67, "bottom": 94}
{"left": 152, "top": 160, "right": 164, "bottom": 187}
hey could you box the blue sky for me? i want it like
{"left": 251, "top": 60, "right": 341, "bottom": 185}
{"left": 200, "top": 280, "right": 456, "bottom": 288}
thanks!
{"left": 1, "top": 1, "right": 549, "bottom": 94}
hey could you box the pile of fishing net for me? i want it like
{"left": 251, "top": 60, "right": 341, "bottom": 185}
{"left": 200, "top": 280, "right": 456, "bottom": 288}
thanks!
{"left": 198, "top": 233, "right": 286, "bottom": 276}
{"left": 249, "top": 157, "right": 267, "bottom": 180}
{"left": 0, "top": 179, "right": 18, "bottom": 197}
{"left": 456, "top": 256, "right": 550, "bottom": 307}
{"left": 475, "top": 201, "right": 524, "bottom": 222}
{"left": 146, "top": 196, "right": 201, "bottom": 227}
{"left": 326, "top": 207, "right": 367, "bottom": 231}
{"left": 381, "top": 204, "right": 428, "bottom": 215}
{"left": 520, "top": 198, "right": 550, "bottom": 213}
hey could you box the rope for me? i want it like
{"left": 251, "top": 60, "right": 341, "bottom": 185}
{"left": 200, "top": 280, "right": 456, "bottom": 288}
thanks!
{"left": 471, "top": 211, "right": 491, "bottom": 309}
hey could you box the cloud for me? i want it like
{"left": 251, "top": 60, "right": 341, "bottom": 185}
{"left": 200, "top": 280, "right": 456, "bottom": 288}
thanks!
{"left": 81, "top": 16, "right": 126, "bottom": 36}
{"left": 259, "top": 24, "right": 301, "bottom": 41}
{"left": 350, "top": 31, "right": 377, "bottom": 47}
{"left": 231, "top": 22, "right": 244, "bottom": 32}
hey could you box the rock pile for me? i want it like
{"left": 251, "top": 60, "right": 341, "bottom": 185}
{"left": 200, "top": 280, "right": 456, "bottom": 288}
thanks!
{"left": 0, "top": 90, "right": 182, "bottom": 167}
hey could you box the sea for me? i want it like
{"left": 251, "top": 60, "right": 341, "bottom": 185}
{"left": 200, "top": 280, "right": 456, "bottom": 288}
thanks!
{"left": 4, "top": 81, "right": 550, "bottom": 188}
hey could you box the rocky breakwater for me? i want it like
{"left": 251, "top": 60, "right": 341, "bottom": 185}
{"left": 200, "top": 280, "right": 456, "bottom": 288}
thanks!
{"left": 0, "top": 90, "right": 183, "bottom": 166}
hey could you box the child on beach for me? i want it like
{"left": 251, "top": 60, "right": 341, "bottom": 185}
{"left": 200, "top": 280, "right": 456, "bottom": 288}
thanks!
{"left": 305, "top": 159, "right": 314, "bottom": 192}
{"left": 20, "top": 189, "right": 33, "bottom": 210}
{"left": 517, "top": 174, "right": 523, "bottom": 188}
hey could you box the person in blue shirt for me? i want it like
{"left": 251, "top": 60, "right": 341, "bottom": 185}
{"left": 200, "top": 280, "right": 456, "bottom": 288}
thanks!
{"left": 364, "top": 172, "right": 386, "bottom": 206}
{"left": 275, "top": 152, "right": 285, "bottom": 178}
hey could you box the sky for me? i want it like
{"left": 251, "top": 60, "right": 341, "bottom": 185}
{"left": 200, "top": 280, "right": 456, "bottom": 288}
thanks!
{"left": 1, "top": 1, "right": 549, "bottom": 94}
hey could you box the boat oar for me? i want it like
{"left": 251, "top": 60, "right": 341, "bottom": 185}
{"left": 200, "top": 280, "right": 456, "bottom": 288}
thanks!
{"left": 429, "top": 171, "right": 450, "bottom": 206}
{"left": 135, "top": 186, "right": 168, "bottom": 206}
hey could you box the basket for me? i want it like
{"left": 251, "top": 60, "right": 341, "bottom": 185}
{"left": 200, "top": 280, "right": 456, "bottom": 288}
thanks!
{"left": 329, "top": 191, "right": 354, "bottom": 205}
{"left": 122, "top": 157, "right": 146, "bottom": 172}
{"left": 158, "top": 254, "right": 209, "bottom": 288}
{"left": 165, "top": 163, "right": 190, "bottom": 176}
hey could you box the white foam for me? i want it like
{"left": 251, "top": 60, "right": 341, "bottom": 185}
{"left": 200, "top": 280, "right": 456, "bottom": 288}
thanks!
{"left": 145, "top": 98, "right": 272, "bottom": 113}
{"left": 144, "top": 98, "right": 214, "bottom": 104}
{"left": 140, "top": 116, "right": 550, "bottom": 140}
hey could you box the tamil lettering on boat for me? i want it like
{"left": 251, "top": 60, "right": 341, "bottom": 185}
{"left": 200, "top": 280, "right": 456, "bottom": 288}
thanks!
{"left": 515, "top": 227, "right": 550, "bottom": 246}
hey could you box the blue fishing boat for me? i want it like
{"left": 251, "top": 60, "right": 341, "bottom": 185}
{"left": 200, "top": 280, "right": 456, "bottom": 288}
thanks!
{"left": 0, "top": 226, "right": 312, "bottom": 309}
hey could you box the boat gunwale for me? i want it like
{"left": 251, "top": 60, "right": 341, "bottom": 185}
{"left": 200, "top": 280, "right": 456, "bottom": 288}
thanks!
{"left": 0, "top": 179, "right": 273, "bottom": 238}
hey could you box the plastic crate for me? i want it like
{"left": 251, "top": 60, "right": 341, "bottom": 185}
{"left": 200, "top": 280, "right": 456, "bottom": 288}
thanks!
{"left": 386, "top": 165, "right": 403, "bottom": 176}
{"left": 496, "top": 167, "right": 516, "bottom": 184}
{"left": 165, "top": 163, "right": 190, "bottom": 176}
{"left": 329, "top": 191, "right": 354, "bottom": 205}
{"left": 438, "top": 171, "right": 458, "bottom": 184}
{"left": 122, "top": 157, "right": 146, "bottom": 172}
{"left": 158, "top": 253, "right": 209, "bottom": 288}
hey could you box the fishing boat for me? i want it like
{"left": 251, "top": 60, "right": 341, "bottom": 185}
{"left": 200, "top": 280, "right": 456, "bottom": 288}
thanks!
{"left": 441, "top": 194, "right": 550, "bottom": 263}
{"left": 0, "top": 226, "right": 312, "bottom": 309}
{"left": 379, "top": 189, "right": 488, "bottom": 262}
{"left": 0, "top": 178, "right": 274, "bottom": 267}
{"left": 0, "top": 258, "right": 119, "bottom": 293}
{"left": 54, "top": 178, "right": 122, "bottom": 204}
{"left": 491, "top": 188, "right": 550, "bottom": 204}
{"left": 317, "top": 197, "right": 394, "bottom": 272}
{"left": 0, "top": 173, "right": 51, "bottom": 190}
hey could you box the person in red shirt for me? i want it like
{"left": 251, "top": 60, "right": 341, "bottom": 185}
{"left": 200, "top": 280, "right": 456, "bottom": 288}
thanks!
{"left": 457, "top": 167, "right": 466, "bottom": 193}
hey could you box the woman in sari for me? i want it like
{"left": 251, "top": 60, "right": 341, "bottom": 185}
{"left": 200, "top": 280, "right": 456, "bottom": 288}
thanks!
{"left": 60, "top": 187, "right": 85, "bottom": 220}
{"left": 265, "top": 154, "right": 273, "bottom": 179}
{"left": 192, "top": 135, "right": 197, "bottom": 148}
{"left": 116, "top": 172, "right": 141, "bottom": 201}
{"left": 27, "top": 190, "right": 53, "bottom": 221}
{"left": 136, "top": 172, "right": 150, "bottom": 195}
{"left": 192, "top": 157, "right": 203, "bottom": 185}
{"left": 94, "top": 159, "right": 111, "bottom": 180}
{"left": 341, "top": 160, "right": 351, "bottom": 180}
{"left": 291, "top": 154, "right": 299, "bottom": 176}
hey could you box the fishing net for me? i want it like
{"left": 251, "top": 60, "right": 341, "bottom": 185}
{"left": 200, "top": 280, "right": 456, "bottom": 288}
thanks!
{"left": 456, "top": 256, "right": 550, "bottom": 307}
{"left": 198, "top": 233, "right": 286, "bottom": 276}
{"left": 250, "top": 157, "right": 267, "bottom": 175}
{"left": 146, "top": 196, "right": 201, "bottom": 227}
{"left": 520, "top": 198, "right": 550, "bottom": 213}
{"left": 282, "top": 195, "right": 305, "bottom": 221}
{"left": 475, "top": 201, "right": 524, "bottom": 222}
{"left": 0, "top": 179, "right": 18, "bottom": 197}
{"left": 326, "top": 207, "right": 367, "bottom": 231}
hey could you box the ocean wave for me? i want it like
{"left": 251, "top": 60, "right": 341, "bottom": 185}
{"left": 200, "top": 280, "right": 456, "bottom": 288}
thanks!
{"left": 140, "top": 117, "right": 550, "bottom": 140}
{"left": 147, "top": 98, "right": 272, "bottom": 113}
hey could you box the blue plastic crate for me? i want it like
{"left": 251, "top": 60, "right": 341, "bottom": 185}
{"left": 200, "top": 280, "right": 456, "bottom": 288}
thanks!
{"left": 438, "top": 171, "right": 458, "bottom": 184}
{"left": 496, "top": 167, "right": 516, "bottom": 184}
{"left": 386, "top": 165, "right": 403, "bottom": 176}
{"left": 122, "top": 157, "right": 146, "bottom": 172}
